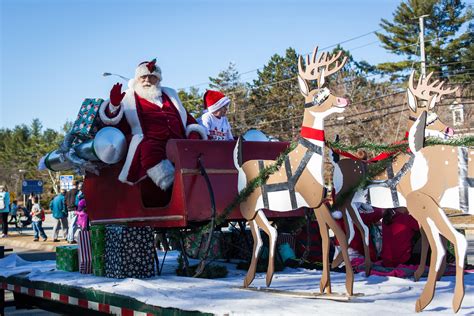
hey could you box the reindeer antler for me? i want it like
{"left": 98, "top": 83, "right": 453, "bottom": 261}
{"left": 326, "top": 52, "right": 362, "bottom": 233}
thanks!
{"left": 408, "top": 71, "right": 458, "bottom": 103}
{"left": 298, "top": 46, "right": 347, "bottom": 86}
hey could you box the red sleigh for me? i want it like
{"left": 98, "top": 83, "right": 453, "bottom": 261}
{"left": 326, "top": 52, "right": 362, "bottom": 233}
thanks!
{"left": 84, "top": 139, "right": 305, "bottom": 228}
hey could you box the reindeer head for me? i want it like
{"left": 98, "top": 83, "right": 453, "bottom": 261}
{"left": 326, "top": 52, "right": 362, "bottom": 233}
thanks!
{"left": 298, "top": 47, "right": 349, "bottom": 120}
{"left": 407, "top": 71, "right": 457, "bottom": 138}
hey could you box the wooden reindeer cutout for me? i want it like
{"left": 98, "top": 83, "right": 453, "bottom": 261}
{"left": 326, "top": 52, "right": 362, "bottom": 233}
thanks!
{"left": 349, "top": 107, "right": 470, "bottom": 312}
{"left": 403, "top": 111, "right": 469, "bottom": 313}
{"left": 234, "top": 47, "right": 354, "bottom": 295}
{"left": 330, "top": 71, "right": 458, "bottom": 276}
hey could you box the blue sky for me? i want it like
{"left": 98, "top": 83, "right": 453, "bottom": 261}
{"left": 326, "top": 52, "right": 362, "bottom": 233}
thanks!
{"left": 1, "top": 0, "right": 404, "bottom": 130}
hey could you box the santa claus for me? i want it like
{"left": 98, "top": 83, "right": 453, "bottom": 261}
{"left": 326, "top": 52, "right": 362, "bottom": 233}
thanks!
{"left": 99, "top": 59, "right": 206, "bottom": 190}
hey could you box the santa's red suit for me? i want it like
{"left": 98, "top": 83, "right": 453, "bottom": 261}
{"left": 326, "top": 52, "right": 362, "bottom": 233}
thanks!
{"left": 99, "top": 61, "right": 206, "bottom": 190}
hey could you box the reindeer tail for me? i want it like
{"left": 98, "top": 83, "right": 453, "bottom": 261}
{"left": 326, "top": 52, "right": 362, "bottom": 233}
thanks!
{"left": 233, "top": 137, "right": 246, "bottom": 193}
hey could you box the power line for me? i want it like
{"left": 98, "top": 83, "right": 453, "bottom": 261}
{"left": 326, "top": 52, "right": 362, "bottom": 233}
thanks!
{"left": 178, "top": 28, "right": 383, "bottom": 90}
{"left": 179, "top": 58, "right": 474, "bottom": 107}
{"left": 179, "top": 30, "right": 472, "bottom": 92}
{"left": 180, "top": 72, "right": 468, "bottom": 109}
{"left": 226, "top": 76, "right": 473, "bottom": 117}
{"left": 228, "top": 85, "right": 472, "bottom": 127}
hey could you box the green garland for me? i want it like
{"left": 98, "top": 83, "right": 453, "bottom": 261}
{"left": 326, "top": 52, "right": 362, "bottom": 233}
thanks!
{"left": 331, "top": 155, "right": 397, "bottom": 210}
{"left": 198, "top": 135, "right": 474, "bottom": 230}
{"left": 326, "top": 135, "right": 474, "bottom": 155}
{"left": 329, "top": 135, "right": 474, "bottom": 209}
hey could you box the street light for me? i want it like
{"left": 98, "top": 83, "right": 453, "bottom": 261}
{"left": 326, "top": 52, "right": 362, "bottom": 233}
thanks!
{"left": 103, "top": 72, "right": 130, "bottom": 82}
{"left": 18, "top": 169, "right": 26, "bottom": 204}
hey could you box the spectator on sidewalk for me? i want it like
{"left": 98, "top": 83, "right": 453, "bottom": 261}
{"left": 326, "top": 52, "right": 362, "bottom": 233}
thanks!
{"left": 65, "top": 181, "right": 79, "bottom": 243}
{"left": 75, "top": 199, "right": 89, "bottom": 232}
{"left": 0, "top": 185, "right": 10, "bottom": 238}
{"left": 50, "top": 189, "right": 68, "bottom": 242}
{"left": 26, "top": 193, "right": 34, "bottom": 213}
{"left": 31, "top": 197, "right": 47, "bottom": 242}
{"left": 8, "top": 200, "right": 18, "bottom": 227}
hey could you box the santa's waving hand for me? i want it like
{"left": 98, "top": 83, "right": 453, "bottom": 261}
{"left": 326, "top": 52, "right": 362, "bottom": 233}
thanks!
{"left": 99, "top": 59, "right": 207, "bottom": 190}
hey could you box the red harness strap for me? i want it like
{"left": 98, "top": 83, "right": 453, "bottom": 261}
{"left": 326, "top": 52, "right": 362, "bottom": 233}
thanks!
{"left": 331, "top": 132, "right": 410, "bottom": 163}
{"left": 300, "top": 126, "right": 325, "bottom": 141}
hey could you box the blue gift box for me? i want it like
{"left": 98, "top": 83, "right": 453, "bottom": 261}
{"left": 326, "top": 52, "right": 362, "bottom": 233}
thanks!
{"left": 71, "top": 98, "right": 104, "bottom": 140}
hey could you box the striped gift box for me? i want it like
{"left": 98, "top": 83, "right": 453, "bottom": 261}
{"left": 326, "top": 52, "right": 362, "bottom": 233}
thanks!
{"left": 78, "top": 230, "right": 92, "bottom": 274}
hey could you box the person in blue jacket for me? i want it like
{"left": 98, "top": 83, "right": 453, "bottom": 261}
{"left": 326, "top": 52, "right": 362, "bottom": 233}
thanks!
{"left": 0, "top": 185, "right": 10, "bottom": 238}
{"left": 50, "top": 189, "right": 68, "bottom": 242}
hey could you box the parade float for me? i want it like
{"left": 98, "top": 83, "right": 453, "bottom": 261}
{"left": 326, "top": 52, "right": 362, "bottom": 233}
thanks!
{"left": 1, "top": 46, "right": 472, "bottom": 315}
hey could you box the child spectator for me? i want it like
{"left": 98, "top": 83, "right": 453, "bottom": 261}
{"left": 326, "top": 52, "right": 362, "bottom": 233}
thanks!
{"left": 380, "top": 207, "right": 420, "bottom": 267}
{"left": 199, "top": 90, "right": 234, "bottom": 141}
{"left": 8, "top": 200, "right": 18, "bottom": 227}
{"left": 31, "top": 197, "right": 47, "bottom": 241}
{"left": 75, "top": 199, "right": 89, "bottom": 231}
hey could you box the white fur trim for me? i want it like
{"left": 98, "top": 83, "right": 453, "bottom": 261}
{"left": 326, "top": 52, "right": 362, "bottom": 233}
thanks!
{"left": 147, "top": 159, "right": 175, "bottom": 190}
{"left": 118, "top": 134, "right": 144, "bottom": 185}
{"left": 162, "top": 87, "right": 188, "bottom": 127}
{"left": 135, "top": 63, "right": 162, "bottom": 81}
{"left": 99, "top": 100, "right": 124, "bottom": 125}
{"left": 186, "top": 124, "right": 208, "bottom": 140}
{"left": 207, "top": 96, "right": 230, "bottom": 113}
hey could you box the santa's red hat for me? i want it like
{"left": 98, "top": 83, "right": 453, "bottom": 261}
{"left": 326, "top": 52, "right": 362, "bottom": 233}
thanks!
{"left": 203, "top": 90, "right": 230, "bottom": 113}
{"left": 135, "top": 59, "right": 162, "bottom": 80}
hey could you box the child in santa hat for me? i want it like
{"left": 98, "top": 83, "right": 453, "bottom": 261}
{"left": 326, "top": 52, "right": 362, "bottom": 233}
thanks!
{"left": 199, "top": 90, "right": 234, "bottom": 141}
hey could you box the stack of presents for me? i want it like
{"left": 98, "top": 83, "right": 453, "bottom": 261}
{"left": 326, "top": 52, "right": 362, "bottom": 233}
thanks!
{"left": 55, "top": 223, "right": 323, "bottom": 278}
{"left": 56, "top": 225, "right": 156, "bottom": 278}
{"left": 56, "top": 99, "right": 158, "bottom": 278}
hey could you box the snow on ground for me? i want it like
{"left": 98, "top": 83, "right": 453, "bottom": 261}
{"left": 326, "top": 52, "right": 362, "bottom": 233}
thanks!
{"left": 2, "top": 252, "right": 474, "bottom": 315}
{"left": 0, "top": 254, "right": 56, "bottom": 277}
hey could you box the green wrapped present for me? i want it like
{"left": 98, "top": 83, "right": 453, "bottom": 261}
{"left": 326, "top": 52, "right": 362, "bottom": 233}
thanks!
{"left": 184, "top": 231, "right": 225, "bottom": 260}
{"left": 91, "top": 225, "right": 106, "bottom": 276}
{"left": 71, "top": 98, "right": 104, "bottom": 140}
{"left": 56, "top": 245, "right": 79, "bottom": 272}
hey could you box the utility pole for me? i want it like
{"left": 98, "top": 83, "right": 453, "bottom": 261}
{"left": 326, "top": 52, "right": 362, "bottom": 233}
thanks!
{"left": 418, "top": 14, "right": 429, "bottom": 78}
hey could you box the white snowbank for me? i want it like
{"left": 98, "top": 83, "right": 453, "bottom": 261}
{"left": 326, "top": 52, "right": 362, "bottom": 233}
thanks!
{"left": 0, "top": 254, "right": 55, "bottom": 277}
{"left": 4, "top": 252, "right": 474, "bottom": 315}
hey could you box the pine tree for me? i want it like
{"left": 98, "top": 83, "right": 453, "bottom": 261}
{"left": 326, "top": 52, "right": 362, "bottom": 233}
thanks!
{"left": 375, "top": 0, "right": 472, "bottom": 80}
{"left": 248, "top": 48, "right": 301, "bottom": 140}
{"left": 178, "top": 87, "right": 203, "bottom": 118}
{"left": 0, "top": 120, "right": 64, "bottom": 202}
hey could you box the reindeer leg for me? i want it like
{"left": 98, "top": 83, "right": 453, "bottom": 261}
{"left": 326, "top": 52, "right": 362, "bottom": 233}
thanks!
{"left": 414, "top": 227, "right": 428, "bottom": 282}
{"left": 254, "top": 211, "right": 277, "bottom": 287}
{"left": 416, "top": 223, "right": 441, "bottom": 313}
{"left": 348, "top": 202, "right": 372, "bottom": 276}
{"left": 408, "top": 193, "right": 446, "bottom": 312}
{"left": 409, "top": 192, "right": 467, "bottom": 313}
{"left": 243, "top": 218, "right": 263, "bottom": 288}
{"left": 321, "top": 204, "right": 354, "bottom": 296}
{"left": 436, "top": 237, "right": 448, "bottom": 282}
{"left": 331, "top": 206, "right": 347, "bottom": 269}
{"left": 314, "top": 207, "right": 331, "bottom": 294}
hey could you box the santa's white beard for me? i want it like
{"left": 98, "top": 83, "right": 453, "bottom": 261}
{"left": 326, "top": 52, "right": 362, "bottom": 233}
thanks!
{"left": 133, "top": 80, "right": 163, "bottom": 105}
